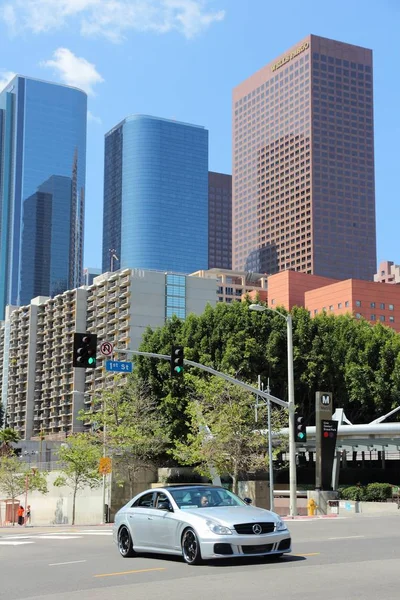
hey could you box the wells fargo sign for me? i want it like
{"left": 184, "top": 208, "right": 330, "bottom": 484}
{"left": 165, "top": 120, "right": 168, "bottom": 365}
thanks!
{"left": 271, "top": 41, "right": 309, "bottom": 72}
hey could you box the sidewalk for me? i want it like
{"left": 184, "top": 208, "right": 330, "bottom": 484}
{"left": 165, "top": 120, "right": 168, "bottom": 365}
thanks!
{"left": 0, "top": 523, "right": 113, "bottom": 536}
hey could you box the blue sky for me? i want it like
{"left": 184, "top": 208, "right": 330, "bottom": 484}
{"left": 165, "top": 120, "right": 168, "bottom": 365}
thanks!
{"left": 0, "top": 0, "right": 399, "bottom": 270}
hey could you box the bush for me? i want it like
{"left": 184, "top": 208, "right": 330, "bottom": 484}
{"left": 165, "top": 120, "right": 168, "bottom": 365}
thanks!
{"left": 339, "top": 485, "right": 364, "bottom": 501}
{"left": 363, "top": 483, "right": 392, "bottom": 502}
{"left": 339, "top": 483, "right": 393, "bottom": 502}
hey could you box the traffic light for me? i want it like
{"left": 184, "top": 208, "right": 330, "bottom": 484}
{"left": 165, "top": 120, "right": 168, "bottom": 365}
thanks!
{"left": 73, "top": 333, "right": 97, "bottom": 369}
{"left": 295, "top": 413, "right": 307, "bottom": 442}
{"left": 170, "top": 345, "right": 184, "bottom": 377}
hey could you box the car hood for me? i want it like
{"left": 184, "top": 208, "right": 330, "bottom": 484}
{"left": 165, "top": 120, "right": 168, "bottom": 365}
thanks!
{"left": 178, "top": 505, "right": 279, "bottom": 526}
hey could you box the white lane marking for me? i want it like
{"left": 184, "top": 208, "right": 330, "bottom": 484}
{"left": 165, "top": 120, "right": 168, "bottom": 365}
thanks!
{"left": 38, "top": 535, "right": 83, "bottom": 540}
{"left": 3, "top": 535, "right": 34, "bottom": 539}
{"left": 49, "top": 560, "right": 87, "bottom": 566}
{"left": 0, "top": 541, "right": 35, "bottom": 546}
{"left": 328, "top": 535, "right": 365, "bottom": 540}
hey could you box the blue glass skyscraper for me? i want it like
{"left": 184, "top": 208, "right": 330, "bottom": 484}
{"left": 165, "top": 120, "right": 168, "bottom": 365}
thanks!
{"left": 0, "top": 76, "right": 87, "bottom": 318}
{"left": 102, "top": 115, "right": 208, "bottom": 274}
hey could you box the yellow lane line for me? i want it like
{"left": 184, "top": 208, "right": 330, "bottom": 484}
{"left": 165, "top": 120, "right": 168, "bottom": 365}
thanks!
{"left": 94, "top": 567, "right": 166, "bottom": 578}
{"left": 292, "top": 552, "right": 320, "bottom": 557}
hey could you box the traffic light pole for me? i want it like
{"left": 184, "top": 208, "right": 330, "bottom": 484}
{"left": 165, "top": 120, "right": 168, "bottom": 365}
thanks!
{"left": 115, "top": 349, "right": 289, "bottom": 410}
{"left": 286, "top": 315, "right": 298, "bottom": 517}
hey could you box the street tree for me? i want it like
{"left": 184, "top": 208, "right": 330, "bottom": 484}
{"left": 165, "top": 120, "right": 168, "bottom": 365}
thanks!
{"left": 53, "top": 434, "right": 102, "bottom": 526}
{"left": 0, "top": 455, "right": 48, "bottom": 524}
{"left": 0, "top": 428, "right": 20, "bottom": 458}
{"left": 172, "top": 376, "right": 288, "bottom": 493}
{"left": 83, "top": 379, "right": 170, "bottom": 499}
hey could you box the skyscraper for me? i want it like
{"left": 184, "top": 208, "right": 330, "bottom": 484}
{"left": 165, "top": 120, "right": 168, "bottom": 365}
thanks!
{"left": 208, "top": 171, "right": 232, "bottom": 270}
{"left": 102, "top": 115, "right": 208, "bottom": 274}
{"left": 232, "top": 35, "right": 376, "bottom": 280}
{"left": 0, "top": 76, "right": 87, "bottom": 318}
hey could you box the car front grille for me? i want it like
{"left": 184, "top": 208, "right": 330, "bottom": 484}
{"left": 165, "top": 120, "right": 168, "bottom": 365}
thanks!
{"left": 242, "top": 543, "right": 274, "bottom": 555}
{"left": 234, "top": 522, "right": 275, "bottom": 535}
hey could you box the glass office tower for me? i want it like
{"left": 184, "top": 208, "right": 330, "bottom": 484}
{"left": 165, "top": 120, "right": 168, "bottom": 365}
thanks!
{"left": 0, "top": 76, "right": 87, "bottom": 318}
{"left": 102, "top": 115, "right": 208, "bottom": 274}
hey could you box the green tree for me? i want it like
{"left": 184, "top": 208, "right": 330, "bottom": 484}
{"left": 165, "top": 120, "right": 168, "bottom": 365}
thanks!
{"left": 83, "top": 379, "right": 170, "bottom": 498}
{"left": 172, "top": 376, "right": 288, "bottom": 493}
{"left": 54, "top": 434, "right": 102, "bottom": 525}
{"left": 0, "top": 428, "right": 20, "bottom": 457}
{"left": 136, "top": 301, "right": 400, "bottom": 428}
{"left": 0, "top": 456, "right": 48, "bottom": 524}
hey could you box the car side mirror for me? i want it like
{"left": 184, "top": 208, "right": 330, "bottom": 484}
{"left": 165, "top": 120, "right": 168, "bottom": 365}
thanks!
{"left": 158, "top": 501, "right": 172, "bottom": 511}
{"left": 243, "top": 497, "right": 252, "bottom": 505}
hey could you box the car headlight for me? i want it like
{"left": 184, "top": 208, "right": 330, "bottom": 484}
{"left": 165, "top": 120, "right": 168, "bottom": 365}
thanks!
{"left": 206, "top": 520, "right": 233, "bottom": 535}
{"left": 275, "top": 519, "right": 287, "bottom": 532}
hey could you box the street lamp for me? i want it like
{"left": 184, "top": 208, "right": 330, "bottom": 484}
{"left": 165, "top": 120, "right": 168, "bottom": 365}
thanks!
{"left": 249, "top": 303, "right": 297, "bottom": 517}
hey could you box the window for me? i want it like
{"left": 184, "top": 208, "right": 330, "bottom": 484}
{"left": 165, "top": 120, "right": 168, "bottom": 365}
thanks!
{"left": 370, "top": 314, "right": 376, "bottom": 321}
{"left": 133, "top": 492, "right": 154, "bottom": 508}
{"left": 389, "top": 304, "right": 394, "bottom": 311}
{"left": 380, "top": 315, "right": 385, "bottom": 322}
{"left": 338, "top": 302, "right": 342, "bottom": 309}
{"left": 355, "top": 313, "right": 361, "bottom": 319}
{"left": 356, "top": 300, "right": 361, "bottom": 307}
{"left": 314, "top": 309, "right": 318, "bottom": 315}
{"left": 380, "top": 303, "right": 385, "bottom": 310}
{"left": 155, "top": 492, "right": 172, "bottom": 510}
{"left": 389, "top": 316, "right": 395, "bottom": 323}
{"left": 329, "top": 305, "right": 334, "bottom": 311}
{"left": 345, "top": 301, "right": 349, "bottom": 308}
{"left": 370, "top": 302, "right": 375, "bottom": 308}
{"left": 271, "top": 299, "right": 275, "bottom": 305}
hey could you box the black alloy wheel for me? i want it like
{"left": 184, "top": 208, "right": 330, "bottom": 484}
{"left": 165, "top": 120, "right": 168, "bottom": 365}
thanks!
{"left": 118, "top": 526, "right": 135, "bottom": 558}
{"left": 182, "top": 528, "right": 202, "bottom": 565}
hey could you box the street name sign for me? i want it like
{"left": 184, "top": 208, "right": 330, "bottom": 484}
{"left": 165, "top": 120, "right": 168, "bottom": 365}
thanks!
{"left": 105, "top": 360, "right": 133, "bottom": 373}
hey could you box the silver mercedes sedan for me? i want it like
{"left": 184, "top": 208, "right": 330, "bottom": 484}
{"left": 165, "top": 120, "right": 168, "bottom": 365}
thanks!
{"left": 113, "top": 485, "right": 291, "bottom": 564}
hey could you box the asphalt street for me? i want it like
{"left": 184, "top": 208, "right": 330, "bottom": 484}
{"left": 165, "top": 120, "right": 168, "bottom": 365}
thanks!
{"left": 1, "top": 515, "right": 400, "bottom": 600}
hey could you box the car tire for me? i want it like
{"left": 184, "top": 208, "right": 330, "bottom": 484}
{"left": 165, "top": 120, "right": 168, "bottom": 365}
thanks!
{"left": 181, "top": 528, "right": 202, "bottom": 565}
{"left": 118, "top": 526, "right": 135, "bottom": 558}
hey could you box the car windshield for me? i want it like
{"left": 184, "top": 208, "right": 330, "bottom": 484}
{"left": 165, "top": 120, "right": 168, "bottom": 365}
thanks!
{"left": 169, "top": 487, "right": 246, "bottom": 509}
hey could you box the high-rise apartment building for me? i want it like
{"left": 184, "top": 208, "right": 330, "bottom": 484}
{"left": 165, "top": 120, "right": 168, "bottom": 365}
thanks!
{"left": 102, "top": 115, "right": 208, "bottom": 275}
{"left": 208, "top": 172, "right": 232, "bottom": 269}
{"left": 0, "top": 76, "right": 87, "bottom": 319}
{"left": 232, "top": 35, "right": 376, "bottom": 281}
{"left": 1, "top": 268, "right": 216, "bottom": 439}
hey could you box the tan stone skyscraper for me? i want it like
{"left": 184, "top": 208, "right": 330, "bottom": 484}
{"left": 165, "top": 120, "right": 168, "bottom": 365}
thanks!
{"left": 232, "top": 35, "right": 376, "bottom": 280}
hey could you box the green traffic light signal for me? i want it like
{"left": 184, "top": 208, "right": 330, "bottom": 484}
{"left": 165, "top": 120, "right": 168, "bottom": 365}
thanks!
{"left": 171, "top": 345, "right": 184, "bottom": 377}
{"left": 88, "top": 357, "right": 96, "bottom": 365}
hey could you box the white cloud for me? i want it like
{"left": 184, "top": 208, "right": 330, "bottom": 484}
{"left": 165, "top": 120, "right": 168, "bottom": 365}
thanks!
{"left": 1, "top": 0, "right": 225, "bottom": 41}
{"left": 0, "top": 70, "right": 16, "bottom": 91}
{"left": 87, "top": 110, "right": 102, "bottom": 125}
{"left": 40, "top": 48, "right": 104, "bottom": 95}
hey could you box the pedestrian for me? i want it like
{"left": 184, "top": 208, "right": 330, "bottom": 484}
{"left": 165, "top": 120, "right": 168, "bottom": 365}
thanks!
{"left": 17, "top": 505, "right": 24, "bottom": 526}
{"left": 26, "top": 505, "right": 31, "bottom": 526}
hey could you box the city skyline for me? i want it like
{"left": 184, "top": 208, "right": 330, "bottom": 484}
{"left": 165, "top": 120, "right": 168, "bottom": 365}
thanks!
{"left": 0, "top": 1, "right": 398, "bottom": 273}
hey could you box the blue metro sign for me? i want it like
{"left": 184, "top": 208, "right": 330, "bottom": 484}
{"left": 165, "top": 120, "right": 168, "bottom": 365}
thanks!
{"left": 105, "top": 360, "right": 133, "bottom": 373}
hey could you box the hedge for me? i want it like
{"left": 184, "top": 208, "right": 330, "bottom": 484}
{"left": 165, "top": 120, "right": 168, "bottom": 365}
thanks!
{"left": 339, "top": 483, "right": 393, "bottom": 502}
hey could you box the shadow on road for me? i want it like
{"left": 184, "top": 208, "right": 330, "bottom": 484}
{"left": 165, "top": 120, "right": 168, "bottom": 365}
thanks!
{"left": 132, "top": 552, "right": 306, "bottom": 568}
